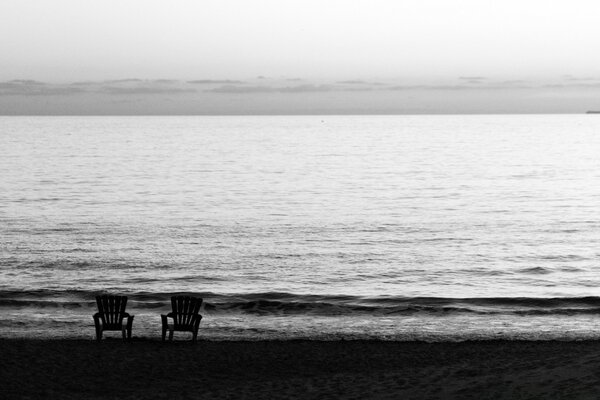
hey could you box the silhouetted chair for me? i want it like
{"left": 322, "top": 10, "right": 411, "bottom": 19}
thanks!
{"left": 93, "top": 295, "right": 134, "bottom": 341}
{"left": 161, "top": 296, "right": 203, "bottom": 342}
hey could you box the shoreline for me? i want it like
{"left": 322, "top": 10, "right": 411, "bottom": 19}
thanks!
{"left": 3, "top": 339, "right": 600, "bottom": 399}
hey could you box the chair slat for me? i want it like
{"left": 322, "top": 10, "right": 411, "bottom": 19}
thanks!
{"left": 184, "top": 297, "right": 190, "bottom": 325}
{"left": 109, "top": 296, "right": 115, "bottom": 325}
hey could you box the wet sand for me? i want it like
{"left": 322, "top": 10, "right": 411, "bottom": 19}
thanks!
{"left": 3, "top": 339, "right": 600, "bottom": 399}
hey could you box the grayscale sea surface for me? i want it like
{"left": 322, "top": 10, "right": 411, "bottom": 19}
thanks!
{"left": 2, "top": 115, "right": 600, "bottom": 340}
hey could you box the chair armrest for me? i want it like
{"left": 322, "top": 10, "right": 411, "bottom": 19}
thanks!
{"left": 119, "top": 313, "right": 133, "bottom": 325}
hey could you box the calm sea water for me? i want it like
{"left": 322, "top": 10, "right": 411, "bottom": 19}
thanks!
{"left": 2, "top": 115, "right": 600, "bottom": 340}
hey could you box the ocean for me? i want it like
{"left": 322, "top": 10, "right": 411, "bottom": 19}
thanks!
{"left": 2, "top": 114, "right": 600, "bottom": 340}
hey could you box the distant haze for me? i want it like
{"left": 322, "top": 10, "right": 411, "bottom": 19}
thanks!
{"left": 1, "top": 0, "right": 600, "bottom": 114}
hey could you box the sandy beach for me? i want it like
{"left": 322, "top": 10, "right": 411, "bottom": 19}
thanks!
{"left": 3, "top": 339, "right": 600, "bottom": 399}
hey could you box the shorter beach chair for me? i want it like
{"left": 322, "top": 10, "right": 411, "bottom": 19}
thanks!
{"left": 93, "top": 295, "right": 134, "bottom": 341}
{"left": 161, "top": 296, "right": 203, "bottom": 342}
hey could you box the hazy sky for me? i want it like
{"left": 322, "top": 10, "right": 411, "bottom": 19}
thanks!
{"left": 1, "top": 0, "right": 600, "bottom": 114}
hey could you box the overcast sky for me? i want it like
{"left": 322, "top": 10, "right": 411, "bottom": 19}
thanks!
{"left": 1, "top": 0, "right": 600, "bottom": 114}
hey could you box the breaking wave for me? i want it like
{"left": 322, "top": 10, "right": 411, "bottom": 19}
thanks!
{"left": 2, "top": 289, "right": 600, "bottom": 316}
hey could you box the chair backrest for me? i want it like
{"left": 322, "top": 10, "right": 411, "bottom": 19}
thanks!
{"left": 171, "top": 296, "right": 202, "bottom": 327}
{"left": 96, "top": 295, "right": 128, "bottom": 327}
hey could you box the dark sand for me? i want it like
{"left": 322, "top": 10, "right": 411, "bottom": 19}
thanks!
{"left": 3, "top": 339, "right": 600, "bottom": 399}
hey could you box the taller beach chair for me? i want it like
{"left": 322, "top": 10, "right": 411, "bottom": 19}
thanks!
{"left": 161, "top": 296, "right": 203, "bottom": 342}
{"left": 93, "top": 295, "right": 134, "bottom": 341}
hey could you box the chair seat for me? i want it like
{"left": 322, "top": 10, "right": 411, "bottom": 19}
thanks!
{"left": 166, "top": 323, "right": 196, "bottom": 332}
{"left": 102, "top": 322, "right": 128, "bottom": 331}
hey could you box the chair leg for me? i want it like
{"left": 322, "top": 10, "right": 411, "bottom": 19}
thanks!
{"left": 162, "top": 325, "right": 167, "bottom": 341}
{"left": 126, "top": 316, "right": 134, "bottom": 341}
{"left": 169, "top": 329, "right": 174, "bottom": 341}
{"left": 122, "top": 328, "right": 126, "bottom": 341}
{"left": 192, "top": 331, "right": 198, "bottom": 343}
{"left": 94, "top": 316, "right": 102, "bottom": 342}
